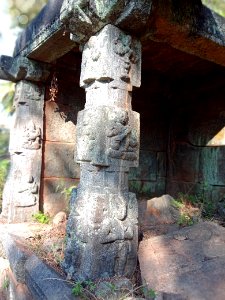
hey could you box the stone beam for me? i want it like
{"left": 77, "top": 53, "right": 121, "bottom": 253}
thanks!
{"left": 142, "top": 0, "right": 225, "bottom": 67}
{"left": 0, "top": 55, "right": 50, "bottom": 82}
{"left": 62, "top": 24, "right": 141, "bottom": 281}
{"left": 12, "top": 0, "right": 225, "bottom": 69}
{"left": 13, "top": 0, "right": 76, "bottom": 62}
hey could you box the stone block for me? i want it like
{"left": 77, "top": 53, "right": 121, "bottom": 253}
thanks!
{"left": 138, "top": 222, "right": 225, "bottom": 300}
{"left": 25, "top": 255, "right": 75, "bottom": 300}
{"left": 1, "top": 234, "right": 32, "bottom": 284}
{"left": 44, "top": 142, "right": 80, "bottom": 178}
{"left": 145, "top": 195, "right": 180, "bottom": 225}
{"left": 199, "top": 147, "right": 225, "bottom": 185}
{"left": 42, "top": 178, "right": 79, "bottom": 216}
{"left": 166, "top": 181, "right": 199, "bottom": 198}
{"left": 129, "top": 178, "right": 166, "bottom": 197}
{"left": 157, "top": 152, "right": 167, "bottom": 177}
{"left": 168, "top": 143, "right": 200, "bottom": 182}
{"left": 188, "top": 117, "right": 225, "bottom": 146}
{"left": 129, "top": 150, "right": 157, "bottom": 181}
{"left": 45, "top": 101, "right": 77, "bottom": 143}
{"left": 140, "top": 121, "right": 167, "bottom": 152}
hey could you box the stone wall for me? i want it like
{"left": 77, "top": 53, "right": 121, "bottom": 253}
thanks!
{"left": 166, "top": 63, "right": 225, "bottom": 207}
{"left": 41, "top": 52, "right": 85, "bottom": 216}
{"left": 40, "top": 48, "right": 225, "bottom": 215}
{"left": 130, "top": 71, "right": 168, "bottom": 198}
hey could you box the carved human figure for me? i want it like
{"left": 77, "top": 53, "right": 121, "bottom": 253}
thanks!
{"left": 22, "top": 121, "right": 41, "bottom": 150}
{"left": 15, "top": 175, "right": 38, "bottom": 207}
{"left": 107, "top": 110, "right": 138, "bottom": 161}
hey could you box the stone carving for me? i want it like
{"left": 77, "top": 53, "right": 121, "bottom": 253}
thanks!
{"left": 60, "top": 0, "right": 151, "bottom": 44}
{"left": 63, "top": 24, "right": 140, "bottom": 281}
{"left": 1, "top": 80, "right": 44, "bottom": 223}
{"left": 62, "top": 191, "right": 138, "bottom": 280}
{"left": 107, "top": 110, "right": 138, "bottom": 161}
{"left": 22, "top": 121, "right": 41, "bottom": 150}
{"left": 80, "top": 24, "right": 141, "bottom": 89}
{"left": 15, "top": 175, "right": 38, "bottom": 207}
{"left": 76, "top": 107, "right": 139, "bottom": 168}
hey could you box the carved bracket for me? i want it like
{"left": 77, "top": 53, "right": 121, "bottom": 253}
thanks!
{"left": 60, "top": 0, "right": 152, "bottom": 43}
{"left": 0, "top": 55, "right": 50, "bottom": 82}
{"left": 80, "top": 24, "right": 141, "bottom": 89}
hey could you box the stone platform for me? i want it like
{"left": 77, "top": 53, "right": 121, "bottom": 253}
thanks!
{"left": 139, "top": 221, "right": 225, "bottom": 300}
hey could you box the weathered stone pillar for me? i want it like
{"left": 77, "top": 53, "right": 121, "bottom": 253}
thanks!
{"left": 0, "top": 56, "right": 49, "bottom": 223}
{"left": 63, "top": 24, "right": 141, "bottom": 281}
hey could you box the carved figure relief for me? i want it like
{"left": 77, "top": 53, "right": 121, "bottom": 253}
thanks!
{"left": 80, "top": 25, "right": 141, "bottom": 89}
{"left": 77, "top": 110, "right": 96, "bottom": 161}
{"left": 63, "top": 192, "right": 137, "bottom": 280}
{"left": 22, "top": 121, "right": 41, "bottom": 150}
{"left": 15, "top": 175, "right": 38, "bottom": 207}
{"left": 107, "top": 110, "right": 138, "bottom": 161}
{"left": 113, "top": 33, "right": 133, "bottom": 82}
{"left": 77, "top": 109, "right": 110, "bottom": 166}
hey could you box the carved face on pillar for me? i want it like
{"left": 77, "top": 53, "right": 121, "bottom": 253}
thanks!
{"left": 80, "top": 24, "right": 141, "bottom": 89}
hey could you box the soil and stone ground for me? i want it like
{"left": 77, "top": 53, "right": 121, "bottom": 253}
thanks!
{"left": 1, "top": 195, "right": 225, "bottom": 299}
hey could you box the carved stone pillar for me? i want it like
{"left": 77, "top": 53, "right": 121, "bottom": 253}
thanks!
{"left": 0, "top": 56, "right": 49, "bottom": 223}
{"left": 1, "top": 81, "right": 44, "bottom": 223}
{"left": 63, "top": 24, "right": 141, "bottom": 281}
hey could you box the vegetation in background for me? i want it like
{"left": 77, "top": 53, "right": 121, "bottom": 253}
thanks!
{"left": 202, "top": 0, "right": 225, "bottom": 17}
{"left": 172, "top": 182, "right": 217, "bottom": 227}
{"left": 7, "top": 0, "right": 48, "bottom": 28}
{"left": 0, "top": 82, "right": 15, "bottom": 116}
{"left": 32, "top": 211, "right": 50, "bottom": 224}
{"left": 0, "top": 159, "right": 10, "bottom": 210}
{"left": 0, "top": 128, "right": 9, "bottom": 158}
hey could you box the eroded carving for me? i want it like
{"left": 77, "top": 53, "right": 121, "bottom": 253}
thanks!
{"left": 107, "top": 110, "right": 138, "bottom": 161}
{"left": 63, "top": 24, "right": 140, "bottom": 281}
{"left": 1, "top": 80, "right": 44, "bottom": 223}
{"left": 63, "top": 191, "right": 138, "bottom": 280}
{"left": 80, "top": 24, "right": 141, "bottom": 89}
{"left": 22, "top": 121, "right": 41, "bottom": 150}
{"left": 60, "top": 0, "right": 151, "bottom": 44}
{"left": 0, "top": 55, "right": 50, "bottom": 82}
{"left": 15, "top": 175, "right": 38, "bottom": 207}
{"left": 77, "top": 107, "right": 139, "bottom": 167}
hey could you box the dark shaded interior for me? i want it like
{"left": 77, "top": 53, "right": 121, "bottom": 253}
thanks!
{"left": 42, "top": 40, "right": 225, "bottom": 213}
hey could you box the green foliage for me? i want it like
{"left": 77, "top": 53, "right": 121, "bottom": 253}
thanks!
{"left": 171, "top": 198, "right": 184, "bottom": 209}
{"left": 72, "top": 281, "right": 84, "bottom": 297}
{"left": 60, "top": 185, "right": 77, "bottom": 200}
{"left": 7, "top": 0, "right": 48, "bottom": 28}
{"left": 2, "top": 277, "right": 9, "bottom": 290}
{"left": 174, "top": 181, "right": 216, "bottom": 226}
{"left": 0, "top": 159, "right": 10, "bottom": 209}
{"left": 177, "top": 213, "right": 194, "bottom": 227}
{"left": 32, "top": 211, "right": 50, "bottom": 224}
{"left": 202, "top": 0, "right": 225, "bottom": 17}
{"left": 72, "top": 280, "right": 96, "bottom": 299}
{"left": 0, "top": 128, "right": 10, "bottom": 157}
{"left": 142, "top": 286, "right": 157, "bottom": 299}
{"left": 0, "top": 82, "right": 15, "bottom": 116}
{"left": 85, "top": 280, "right": 97, "bottom": 292}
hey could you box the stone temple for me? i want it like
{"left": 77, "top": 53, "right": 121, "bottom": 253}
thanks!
{"left": 1, "top": 0, "right": 225, "bottom": 281}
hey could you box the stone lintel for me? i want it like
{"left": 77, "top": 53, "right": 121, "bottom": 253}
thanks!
{"left": 142, "top": 0, "right": 225, "bottom": 67}
{"left": 60, "top": 0, "right": 152, "bottom": 44}
{"left": 12, "top": 0, "right": 225, "bottom": 69}
{"left": 0, "top": 55, "right": 50, "bottom": 82}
